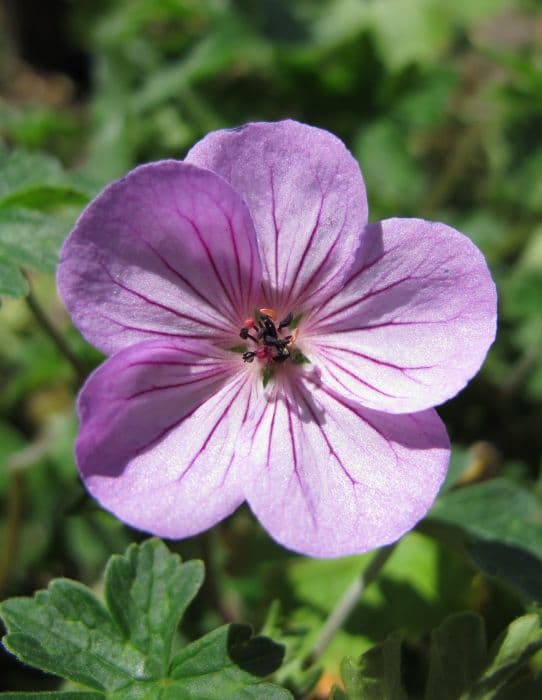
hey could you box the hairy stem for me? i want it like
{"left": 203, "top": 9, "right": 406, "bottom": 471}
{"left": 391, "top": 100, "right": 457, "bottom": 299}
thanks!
{"left": 0, "top": 470, "right": 24, "bottom": 596}
{"left": 25, "top": 283, "right": 86, "bottom": 383}
{"left": 305, "top": 544, "right": 396, "bottom": 667}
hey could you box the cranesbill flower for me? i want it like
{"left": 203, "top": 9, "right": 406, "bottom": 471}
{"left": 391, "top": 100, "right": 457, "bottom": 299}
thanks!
{"left": 58, "top": 120, "right": 496, "bottom": 557}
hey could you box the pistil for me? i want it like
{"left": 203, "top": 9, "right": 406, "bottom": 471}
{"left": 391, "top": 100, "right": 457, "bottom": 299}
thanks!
{"left": 240, "top": 310, "right": 294, "bottom": 364}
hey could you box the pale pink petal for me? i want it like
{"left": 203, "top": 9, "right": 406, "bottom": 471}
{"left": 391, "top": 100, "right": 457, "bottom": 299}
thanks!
{"left": 58, "top": 161, "right": 262, "bottom": 355}
{"left": 245, "top": 379, "right": 449, "bottom": 557}
{"left": 305, "top": 218, "right": 497, "bottom": 413}
{"left": 76, "top": 338, "right": 252, "bottom": 537}
{"left": 186, "top": 120, "right": 367, "bottom": 311}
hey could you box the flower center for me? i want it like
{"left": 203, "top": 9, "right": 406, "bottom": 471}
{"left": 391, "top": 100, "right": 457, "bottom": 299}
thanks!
{"left": 240, "top": 309, "right": 298, "bottom": 365}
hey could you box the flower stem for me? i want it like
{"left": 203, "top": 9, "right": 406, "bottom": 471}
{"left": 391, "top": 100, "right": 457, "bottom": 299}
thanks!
{"left": 25, "top": 283, "right": 86, "bottom": 384}
{"left": 305, "top": 543, "right": 397, "bottom": 667}
{"left": 0, "top": 469, "right": 24, "bottom": 596}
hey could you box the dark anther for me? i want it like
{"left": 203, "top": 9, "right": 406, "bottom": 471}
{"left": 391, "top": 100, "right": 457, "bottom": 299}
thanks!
{"left": 262, "top": 317, "right": 278, "bottom": 338}
{"left": 278, "top": 312, "right": 293, "bottom": 330}
{"left": 273, "top": 348, "right": 290, "bottom": 363}
{"left": 240, "top": 327, "right": 259, "bottom": 343}
{"left": 243, "top": 351, "right": 256, "bottom": 363}
{"left": 263, "top": 335, "right": 282, "bottom": 347}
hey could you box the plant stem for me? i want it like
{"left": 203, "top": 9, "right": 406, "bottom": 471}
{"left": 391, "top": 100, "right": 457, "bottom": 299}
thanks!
{"left": 0, "top": 470, "right": 24, "bottom": 596}
{"left": 25, "top": 284, "right": 86, "bottom": 383}
{"left": 305, "top": 543, "right": 397, "bottom": 667}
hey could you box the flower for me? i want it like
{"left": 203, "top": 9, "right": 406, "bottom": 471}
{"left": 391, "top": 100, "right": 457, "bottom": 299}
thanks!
{"left": 57, "top": 120, "right": 496, "bottom": 557}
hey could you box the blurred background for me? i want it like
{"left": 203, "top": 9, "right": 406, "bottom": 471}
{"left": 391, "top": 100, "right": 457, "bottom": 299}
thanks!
{"left": 1, "top": 0, "right": 541, "bottom": 696}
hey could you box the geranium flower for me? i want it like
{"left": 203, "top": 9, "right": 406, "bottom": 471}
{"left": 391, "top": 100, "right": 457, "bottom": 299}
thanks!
{"left": 58, "top": 120, "right": 496, "bottom": 557}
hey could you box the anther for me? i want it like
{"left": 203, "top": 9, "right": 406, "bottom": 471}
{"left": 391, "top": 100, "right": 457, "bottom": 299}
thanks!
{"left": 278, "top": 312, "right": 293, "bottom": 330}
{"left": 242, "top": 351, "right": 256, "bottom": 363}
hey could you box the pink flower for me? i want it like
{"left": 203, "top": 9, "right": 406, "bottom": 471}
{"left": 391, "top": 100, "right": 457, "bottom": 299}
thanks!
{"left": 57, "top": 120, "right": 496, "bottom": 557}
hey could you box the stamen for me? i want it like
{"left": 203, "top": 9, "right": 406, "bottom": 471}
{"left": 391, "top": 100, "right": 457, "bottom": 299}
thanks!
{"left": 259, "top": 308, "right": 276, "bottom": 321}
{"left": 237, "top": 309, "right": 305, "bottom": 368}
{"left": 278, "top": 311, "right": 293, "bottom": 330}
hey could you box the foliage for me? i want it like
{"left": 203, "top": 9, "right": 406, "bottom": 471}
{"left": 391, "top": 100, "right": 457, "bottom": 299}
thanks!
{"left": 332, "top": 612, "right": 542, "bottom": 699}
{"left": 1, "top": 0, "right": 542, "bottom": 697}
{"left": 0, "top": 539, "right": 290, "bottom": 698}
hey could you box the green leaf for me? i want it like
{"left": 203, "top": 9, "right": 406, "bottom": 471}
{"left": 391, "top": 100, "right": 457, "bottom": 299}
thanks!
{"left": 170, "top": 624, "right": 290, "bottom": 698}
{"left": 0, "top": 539, "right": 289, "bottom": 698}
{"left": 104, "top": 538, "right": 204, "bottom": 678}
{"left": 291, "top": 351, "right": 310, "bottom": 365}
{"left": 0, "top": 149, "right": 66, "bottom": 200}
{"left": 430, "top": 478, "right": 542, "bottom": 559}
{"left": 0, "top": 208, "right": 76, "bottom": 275}
{"left": 469, "top": 540, "right": 542, "bottom": 605}
{"left": 424, "top": 613, "right": 486, "bottom": 700}
{"left": 262, "top": 366, "right": 273, "bottom": 388}
{"left": 470, "top": 614, "right": 542, "bottom": 698}
{"left": 0, "top": 694, "right": 103, "bottom": 699}
{"left": 340, "top": 632, "right": 407, "bottom": 700}
{"left": 0, "top": 149, "right": 91, "bottom": 298}
{"left": 0, "top": 185, "right": 88, "bottom": 212}
{"left": 0, "top": 257, "right": 28, "bottom": 298}
{"left": 1, "top": 578, "right": 146, "bottom": 691}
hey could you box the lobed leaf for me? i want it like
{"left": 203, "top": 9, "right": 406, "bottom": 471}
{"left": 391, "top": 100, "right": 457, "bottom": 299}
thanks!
{"left": 0, "top": 539, "right": 290, "bottom": 699}
{"left": 104, "top": 538, "right": 204, "bottom": 678}
{"left": 340, "top": 632, "right": 407, "bottom": 700}
{"left": 424, "top": 613, "right": 486, "bottom": 700}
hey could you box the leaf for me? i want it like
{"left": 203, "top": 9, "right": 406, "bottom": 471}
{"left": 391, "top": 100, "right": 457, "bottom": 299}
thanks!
{"left": 469, "top": 540, "right": 542, "bottom": 605}
{"left": 1, "top": 578, "right": 146, "bottom": 691}
{"left": 339, "top": 632, "right": 407, "bottom": 700}
{"left": 0, "top": 694, "right": 103, "bottom": 699}
{"left": 430, "top": 478, "right": 542, "bottom": 559}
{"left": 0, "top": 185, "right": 88, "bottom": 211}
{"left": 0, "top": 149, "right": 91, "bottom": 298}
{"left": 0, "top": 149, "right": 66, "bottom": 200}
{"left": 0, "top": 539, "right": 290, "bottom": 698}
{"left": 0, "top": 208, "right": 76, "bottom": 275}
{"left": 0, "top": 257, "right": 28, "bottom": 298}
{"left": 170, "top": 623, "right": 290, "bottom": 698}
{"left": 470, "top": 614, "right": 542, "bottom": 698}
{"left": 104, "top": 538, "right": 204, "bottom": 678}
{"left": 424, "top": 612, "right": 486, "bottom": 700}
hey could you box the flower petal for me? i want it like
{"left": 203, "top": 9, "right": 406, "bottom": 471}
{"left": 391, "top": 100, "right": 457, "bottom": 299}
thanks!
{"left": 186, "top": 120, "right": 368, "bottom": 311}
{"left": 58, "top": 161, "right": 262, "bottom": 355}
{"left": 245, "top": 380, "right": 449, "bottom": 557}
{"left": 76, "top": 338, "right": 252, "bottom": 538}
{"left": 307, "top": 218, "right": 497, "bottom": 413}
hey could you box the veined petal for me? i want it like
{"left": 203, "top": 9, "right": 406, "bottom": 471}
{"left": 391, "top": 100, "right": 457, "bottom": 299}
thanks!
{"left": 186, "top": 120, "right": 368, "bottom": 311}
{"left": 76, "top": 338, "right": 252, "bottom": 538}
{"left": 307, "top": 219, "right": 497, "bottom": 413}
{"left": 58, "top": 161, "right": 262, "bottom": 355}
{"left": 245, "top": 380, "right": 449, "bottom": 557}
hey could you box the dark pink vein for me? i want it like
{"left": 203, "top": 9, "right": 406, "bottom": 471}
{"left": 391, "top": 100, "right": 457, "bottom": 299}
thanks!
{"left": 98, "top": 260, "right": 229, "bottom": 333}
{"left": 329, "top": 315, "right": 462, "bottom": 334}
{"left": 124, "top": 369, "right": 225, "bottom": 400}
{"left": 284, "top": 192, "right": 325, "bottom": 302}
{"left": 173, "top": 202, "right": 238, "bottom": 312}
{"left": 321, "top": 345, "right": 436, "bottom": 373}
{"left": 295, "top": 386, "right": 357, "bottom": 486}
{"left": 320, "top": 386, "right": 400, "bottom": 469}
{"left": 175, "top": 376, "right": 249, "bottom": 484}
{"left": 316, "top": 272, "right": 419, "bottom": 326}
{"left": 285, "top": 398, "right": 317, "bottom": 529}
{"left": 140, "top": 237, "right": 236, "bottom": 326}
{"left": 269, "top": 168, "right": 280, "bottom": 304}
{"left": 324, "top": 360, "right": 399, "bottom": 399}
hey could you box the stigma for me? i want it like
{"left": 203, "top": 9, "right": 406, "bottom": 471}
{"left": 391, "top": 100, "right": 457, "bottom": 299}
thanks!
{"left": 240, "top": 310, "right": 295, "bottom": 364}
